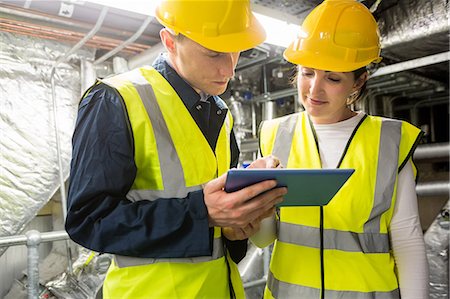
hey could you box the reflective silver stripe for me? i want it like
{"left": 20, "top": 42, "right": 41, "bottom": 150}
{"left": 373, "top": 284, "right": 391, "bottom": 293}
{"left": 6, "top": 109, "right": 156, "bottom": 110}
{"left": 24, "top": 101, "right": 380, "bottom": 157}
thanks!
{"left": 128, "top": 70, "right": 186, "bottom": 192}
{"left": 271, "top": 114, "right": 298, "bottom": 166}
{"left": 278, "top": 222, "right": 389, "bottom": 253}
{"left": 127, "top": 186, "right": 202, "bottom": 202}
{"left": 364, "top": 119, "right": 401, "bottom": 233}
{"left": 114, "top": 236, "right": 224, "bottom": 268}
{"left": 267, "top": 272, "right": 400, "bottom": 299}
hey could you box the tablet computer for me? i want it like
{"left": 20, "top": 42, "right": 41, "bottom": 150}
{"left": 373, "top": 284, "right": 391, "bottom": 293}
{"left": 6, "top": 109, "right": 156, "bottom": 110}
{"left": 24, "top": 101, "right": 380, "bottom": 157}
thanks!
{"left": 224, "top": 168, "right": 354, "bottom": 207}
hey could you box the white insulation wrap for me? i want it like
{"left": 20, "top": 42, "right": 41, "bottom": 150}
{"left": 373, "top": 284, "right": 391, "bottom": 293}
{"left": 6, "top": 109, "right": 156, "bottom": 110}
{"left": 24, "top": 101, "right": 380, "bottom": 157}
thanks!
{"left": 378, "top": 0, "right": 449, "bottom": 50}
{"left": 0, "top": 31, "right": 95, "bottom": 256}
{"left": 424, "top": 201, "right": 449, "bottom": 299}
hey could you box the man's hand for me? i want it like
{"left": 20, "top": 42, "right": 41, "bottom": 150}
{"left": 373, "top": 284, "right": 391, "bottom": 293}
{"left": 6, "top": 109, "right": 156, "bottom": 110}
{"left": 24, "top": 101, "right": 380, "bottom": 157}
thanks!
{"left": 247, "top": 155, "right": 283, "bottom": 169}
{"left": 222, "top": 208, "right": 275, "bottom": 240}
{"left": 204, "top": 173, "right": 286, "bottom": 228}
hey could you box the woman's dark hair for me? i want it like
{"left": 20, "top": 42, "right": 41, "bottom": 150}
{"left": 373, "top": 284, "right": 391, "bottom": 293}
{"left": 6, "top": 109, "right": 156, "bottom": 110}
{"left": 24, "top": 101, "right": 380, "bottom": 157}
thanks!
{"left": 351, "top": 66, "right": 368, "bottom": 104}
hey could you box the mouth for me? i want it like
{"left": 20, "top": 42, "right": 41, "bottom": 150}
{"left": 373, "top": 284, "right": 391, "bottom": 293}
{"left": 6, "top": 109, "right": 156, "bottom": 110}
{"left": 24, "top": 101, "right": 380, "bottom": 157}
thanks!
{"left": 213, "top": 80, "right": 229, "bottom": 86}
{"left": 308, "top": 97, "right": 327, "bottom": 105}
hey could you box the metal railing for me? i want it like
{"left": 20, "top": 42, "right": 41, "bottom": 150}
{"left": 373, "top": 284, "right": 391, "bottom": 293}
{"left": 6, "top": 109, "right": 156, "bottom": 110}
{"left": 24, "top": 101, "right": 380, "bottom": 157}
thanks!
{"left": 0, "top": 230, "right": 69, "bottom": 299}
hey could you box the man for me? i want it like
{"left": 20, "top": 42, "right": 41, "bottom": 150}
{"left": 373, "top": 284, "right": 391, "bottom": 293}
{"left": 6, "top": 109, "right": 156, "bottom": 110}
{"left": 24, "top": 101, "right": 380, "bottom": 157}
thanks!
{"left": 65, "top": 0, "right": 286, "bottom": 298}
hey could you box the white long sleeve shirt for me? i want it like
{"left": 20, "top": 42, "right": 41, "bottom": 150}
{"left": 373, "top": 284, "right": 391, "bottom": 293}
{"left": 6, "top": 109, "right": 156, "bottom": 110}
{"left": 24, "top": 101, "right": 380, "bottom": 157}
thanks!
{"left": 252, "top": 112, "right": 429, "bottom": 299}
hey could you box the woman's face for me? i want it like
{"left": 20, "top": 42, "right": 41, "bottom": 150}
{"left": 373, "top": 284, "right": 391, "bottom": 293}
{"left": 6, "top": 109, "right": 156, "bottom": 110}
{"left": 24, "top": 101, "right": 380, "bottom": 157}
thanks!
{"left": 297, "top": 67, "right": 365, "bottom": 124}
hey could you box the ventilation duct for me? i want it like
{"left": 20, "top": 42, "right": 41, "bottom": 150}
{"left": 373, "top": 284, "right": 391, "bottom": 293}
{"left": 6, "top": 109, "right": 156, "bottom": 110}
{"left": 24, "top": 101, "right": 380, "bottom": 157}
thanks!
{"left": 378, "top": 0, "right": 449, "bottom": 51}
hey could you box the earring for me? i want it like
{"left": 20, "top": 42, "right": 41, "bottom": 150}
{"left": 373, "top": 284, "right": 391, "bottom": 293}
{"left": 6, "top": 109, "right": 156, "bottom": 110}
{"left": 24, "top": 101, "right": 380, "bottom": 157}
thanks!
{"left": 347, "top": 91, "right": 359, "bottom": 105}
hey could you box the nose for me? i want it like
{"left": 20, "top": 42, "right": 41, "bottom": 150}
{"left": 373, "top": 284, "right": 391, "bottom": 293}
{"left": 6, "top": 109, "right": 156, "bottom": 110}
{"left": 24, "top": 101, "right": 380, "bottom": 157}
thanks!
{"left": 309, "top": 74, "right": 324, "bottom": 97}
{"left": 219, "top": 52, "right": 239, "bottom": 78}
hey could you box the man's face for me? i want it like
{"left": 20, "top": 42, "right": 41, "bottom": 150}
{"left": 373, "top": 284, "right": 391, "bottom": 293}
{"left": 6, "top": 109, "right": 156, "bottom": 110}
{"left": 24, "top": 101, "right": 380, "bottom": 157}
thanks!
{"left": 169, "top": 36, "right": 240, "bottom": 96}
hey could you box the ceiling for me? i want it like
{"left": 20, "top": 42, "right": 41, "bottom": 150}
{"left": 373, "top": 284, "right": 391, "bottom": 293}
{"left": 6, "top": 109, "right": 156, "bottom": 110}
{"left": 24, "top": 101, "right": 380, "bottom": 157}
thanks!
{"left": 0, "top": 0, "right": 448, "bottom": 94}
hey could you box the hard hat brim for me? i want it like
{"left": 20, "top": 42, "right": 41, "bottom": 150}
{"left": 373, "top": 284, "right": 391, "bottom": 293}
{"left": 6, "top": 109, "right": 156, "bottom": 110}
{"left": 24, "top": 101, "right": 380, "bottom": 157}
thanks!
{"left": 284, "top": 41, "right": 382, "bottom": 72}
{"left": 157, "top": 14, "right": 266, "bottom": 53}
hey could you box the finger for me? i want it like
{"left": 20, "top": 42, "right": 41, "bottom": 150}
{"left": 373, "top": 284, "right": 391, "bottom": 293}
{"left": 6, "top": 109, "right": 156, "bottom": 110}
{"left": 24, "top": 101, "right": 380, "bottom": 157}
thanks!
{"left": 237, "top": 189, "right": 286, "bottom": 223}
{"left": 259, "top": 206, "right": 276, "bottom": 219}
{"left": 265, "top": 155, "right": 281, "bottom": 168}
{"left": 234, "top": 179, "right": 278, "bottom": 201}
{"left": 204, "top": 172, "right": 227, "bottom": 192}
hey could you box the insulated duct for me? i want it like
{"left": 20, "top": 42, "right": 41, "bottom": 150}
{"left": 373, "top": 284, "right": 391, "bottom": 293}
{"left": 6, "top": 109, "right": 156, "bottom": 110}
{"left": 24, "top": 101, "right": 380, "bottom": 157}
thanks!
{"left": 424, "top": 201, "right": 449, "bottom": 299}
{"left": 0, "top": 31, "right": 95, "bottom": 256}
{"left": 378, "top": 0, "right": 449, "bottom": 50}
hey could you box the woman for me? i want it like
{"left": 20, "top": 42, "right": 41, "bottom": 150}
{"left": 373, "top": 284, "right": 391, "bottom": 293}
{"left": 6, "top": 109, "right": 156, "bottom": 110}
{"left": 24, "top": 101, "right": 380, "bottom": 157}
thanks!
{"left": 252, "top": 0, "right": 429, "bottom": 298}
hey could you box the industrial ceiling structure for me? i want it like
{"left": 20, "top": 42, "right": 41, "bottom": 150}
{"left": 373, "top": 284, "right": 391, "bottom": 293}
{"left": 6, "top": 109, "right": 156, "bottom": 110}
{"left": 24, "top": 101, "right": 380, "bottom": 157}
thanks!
{"left": 1, "top": 0, "right": 448, "bottom": 80}
{"left": 1, "top": 0, "right": 448, "bottom": 122}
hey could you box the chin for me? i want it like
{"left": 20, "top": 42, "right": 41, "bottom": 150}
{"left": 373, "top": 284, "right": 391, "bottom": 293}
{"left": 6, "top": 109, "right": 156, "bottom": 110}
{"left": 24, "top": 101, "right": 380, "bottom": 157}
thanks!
{"left": 207, "top": 87, "right": 227, "bottom": 96}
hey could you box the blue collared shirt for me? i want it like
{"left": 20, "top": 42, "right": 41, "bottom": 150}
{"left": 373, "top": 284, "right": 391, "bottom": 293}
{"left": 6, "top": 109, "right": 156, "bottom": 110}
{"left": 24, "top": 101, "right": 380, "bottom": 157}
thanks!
{"left": 65, "top": 55, "right": 244, "bottom": 260}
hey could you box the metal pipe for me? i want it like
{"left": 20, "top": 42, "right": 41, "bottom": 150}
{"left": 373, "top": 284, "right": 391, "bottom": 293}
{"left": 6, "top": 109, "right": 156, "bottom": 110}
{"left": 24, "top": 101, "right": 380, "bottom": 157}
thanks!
{"left": 0, "top": 230, "right": 69, "bottom": 247}
{"left": 244, "top": 278, "right": 267, "bottom": 289}
{"left": 251, "top": 102, "right": 257, "bottom": 138}
{"left": 26, "top": 230, "right": 41, "bottom": 299}
{"left": 50, "top": 6, "right": 108, "bottom": 222}
{"left": 80, "top": 60, "right": 96, "bottom": 96}
{"left": 241, "top": 247, "right": 262, "bottom": 277}
{"left": 414, "top": 143, "right": 450, "bottom": 160}
{"left": 394, "top": 98, "right": 449, "bottom": 111}
{"left": 0, "top": 4, "right": 160, "bottom": 44}
{"left": 49, "top": 6, "right": 108, "bottom": 276}
{"left": 263, "top": 247, "right": 270, "bottom": 277}
{"left": 0, "top": 230, "right": 69, "bottom": 299}
{"left": 253, "top": 88, "right": 298, "bottom": 103}
{"left": 416, "top": 181, "right": 450, "bottom": 197}
{"left": 94, "top": 15, "right": 153, "bottom": 65}
{"left": 371, "top": 52, "right": 450, "bottom": 78}
{"left": 236, "top": 56, "right": 282, "bottom": 73}
{"left": 128, "top": 42, "right": 166, "bottom": 69}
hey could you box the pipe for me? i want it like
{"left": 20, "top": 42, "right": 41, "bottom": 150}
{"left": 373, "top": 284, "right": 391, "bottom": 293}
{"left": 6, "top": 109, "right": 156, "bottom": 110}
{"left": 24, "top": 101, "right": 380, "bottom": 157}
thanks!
{"left": 244, "top": 278, "right": 267, "bottom": 289}
{"left": 94, "top": 15, "right": 153, "bottom": 65}
{"left": 26, "top": 230, "right": 41, "bottom": 299}
{"left": 253, "top": 88, "right": 298, "bottom": 103}
{"left": 0, "top": 230, "right": 69, "bottom": 247}
{"left": 379, "top": 0, "right": 448, "bottom": 49}
{"left": 394, "top": 98, "right": 449, "bottom": 111}
{"left": 50, "top": 5, "right": 107, "bottom": 223}
{"left": 414, "top": 143, "right": 450, "bottom": 160}
{"left": 128, "top": 42, "right": 166, "bottom": 69}
{"left": 241, "top": 247, "right": 262, "bottom": 277}
{"left": 263, "top": 247, "right": 270, "bottom": 277}
{"left": 416, "top": 181, "right": 450, "bottom": 197}
{"left": 0, "top": 4, "right": 160, "bottom": 44}
{"left": 371, "top": 52, "right": 450, "bottom": 78}
{"left": 49, "top": 6, "right": 108, "bottom": 276}
{"left": 0, "top": 230, "right": 69, "bottom": 299}
{"left": 80, "top": 60, "right": 96, "bottom": 96}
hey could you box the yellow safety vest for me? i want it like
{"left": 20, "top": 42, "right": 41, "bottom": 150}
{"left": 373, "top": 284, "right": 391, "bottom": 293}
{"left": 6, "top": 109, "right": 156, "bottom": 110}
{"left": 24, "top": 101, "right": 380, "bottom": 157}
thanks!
{"left": 99, "top": 66, "right": 244, "bottom": 299}
{"left": 259, "top": 112, "right": 422, "bottom": 299}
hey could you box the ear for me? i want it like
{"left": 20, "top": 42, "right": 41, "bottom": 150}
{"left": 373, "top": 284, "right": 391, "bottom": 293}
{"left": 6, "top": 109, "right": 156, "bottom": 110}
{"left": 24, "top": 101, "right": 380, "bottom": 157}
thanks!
{"left": 353, "top": 72, "right": 368, "bottom": 91}
{"left": 160, "top": 28, "right": 177, "bottom": 54}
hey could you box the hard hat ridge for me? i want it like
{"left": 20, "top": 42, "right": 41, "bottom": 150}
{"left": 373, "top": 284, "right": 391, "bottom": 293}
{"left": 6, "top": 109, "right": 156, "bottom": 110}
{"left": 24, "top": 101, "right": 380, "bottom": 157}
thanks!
{"left": 284, "top": 0, "right": 382, "bottom": 72}
{"left": 155, "top": 0, "right": 266, "bottom": 53}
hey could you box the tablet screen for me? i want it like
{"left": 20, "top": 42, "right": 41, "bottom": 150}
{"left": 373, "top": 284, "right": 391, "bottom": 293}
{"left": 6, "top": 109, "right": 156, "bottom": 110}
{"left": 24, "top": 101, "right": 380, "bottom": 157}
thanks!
{"left": 224, "top": 168, "right": 354, "bottom": 206}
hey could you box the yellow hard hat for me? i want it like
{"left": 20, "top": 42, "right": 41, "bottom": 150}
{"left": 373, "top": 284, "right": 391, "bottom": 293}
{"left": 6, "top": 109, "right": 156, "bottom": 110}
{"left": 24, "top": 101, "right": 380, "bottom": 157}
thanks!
{"left": 155, "top": 0, "right": 266, "bottom": 53}
{"left": 284, "top": 0, "right": 382, "bottom": 72}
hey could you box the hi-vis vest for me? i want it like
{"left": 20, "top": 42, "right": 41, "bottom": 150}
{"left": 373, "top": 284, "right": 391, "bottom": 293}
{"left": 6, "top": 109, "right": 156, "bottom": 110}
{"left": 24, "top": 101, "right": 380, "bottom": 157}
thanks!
{"left": 100, "top": 66, "right": 244, "bottom": 299}
{"left": 259, "top": 112, "right": 422, "bottom": 299}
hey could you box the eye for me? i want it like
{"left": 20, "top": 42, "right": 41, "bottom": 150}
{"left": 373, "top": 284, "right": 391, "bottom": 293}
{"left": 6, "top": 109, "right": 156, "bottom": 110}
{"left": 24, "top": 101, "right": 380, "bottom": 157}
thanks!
{"left": 328, "top": 77, "right": 341, "bottom": 83}
{"left": 301, "top": 71, "right": 314, "bottom": 77}
{"left": 206, "top": 51, "right": 222, "bottom": 58}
